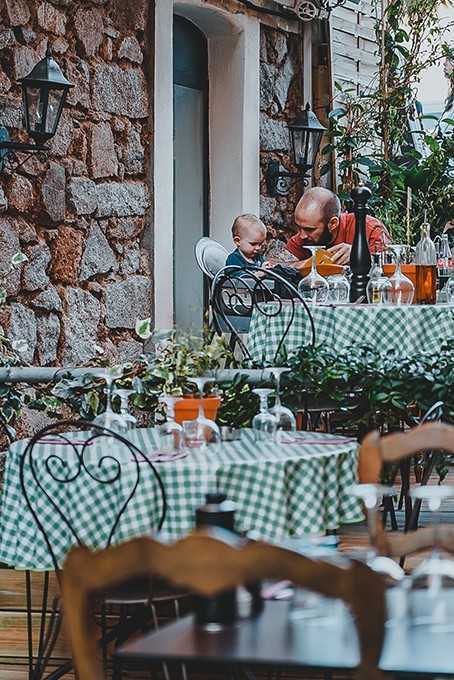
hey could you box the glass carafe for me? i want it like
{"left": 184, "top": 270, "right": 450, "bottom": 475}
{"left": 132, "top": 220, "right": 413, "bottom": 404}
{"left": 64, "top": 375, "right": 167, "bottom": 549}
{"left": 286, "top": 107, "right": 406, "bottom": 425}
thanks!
{"left": 366, "top": 253, "right": 392, "bottom": 304}
{"left": 438, "top": 234, "right": 452, "bottom": 293}
{"left": 415, "top": 218, "right": 437, "bottom": 304}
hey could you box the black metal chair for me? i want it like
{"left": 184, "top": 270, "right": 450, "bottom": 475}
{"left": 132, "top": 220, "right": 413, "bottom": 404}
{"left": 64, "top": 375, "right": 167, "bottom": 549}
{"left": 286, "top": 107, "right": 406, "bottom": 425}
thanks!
{"left": 211, "top": 264, "right": 316, "bottom": 364}
{"left": 19, "top": 419, "right": 167, "bottom": 680}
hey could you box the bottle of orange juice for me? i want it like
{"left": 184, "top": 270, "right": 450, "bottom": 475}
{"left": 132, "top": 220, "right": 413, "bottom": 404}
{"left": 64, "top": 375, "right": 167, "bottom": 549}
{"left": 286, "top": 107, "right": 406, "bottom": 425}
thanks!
{"left": 415, "top": 214, "right": 437, "bottom": 304}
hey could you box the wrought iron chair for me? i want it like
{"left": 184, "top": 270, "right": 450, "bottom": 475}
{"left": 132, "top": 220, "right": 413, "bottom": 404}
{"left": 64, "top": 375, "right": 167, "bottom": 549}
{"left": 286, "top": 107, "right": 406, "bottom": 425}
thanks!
{"left": 62, "top": 529, "right": 386, "bottom": 680}
{"left": 18, "top": 419, "right": 167, "bottom": 680}
{"left": 211, "top": 265, "right": 316, "bottom": 363}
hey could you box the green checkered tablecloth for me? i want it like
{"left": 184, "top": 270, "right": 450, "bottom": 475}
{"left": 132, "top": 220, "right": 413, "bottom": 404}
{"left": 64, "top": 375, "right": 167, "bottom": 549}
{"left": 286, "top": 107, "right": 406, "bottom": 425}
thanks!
{"left": 248, "top": 302, "right": 454, "bottom": 362}
{"left": 0, "top": 428, "right": 362, "bottom": 570}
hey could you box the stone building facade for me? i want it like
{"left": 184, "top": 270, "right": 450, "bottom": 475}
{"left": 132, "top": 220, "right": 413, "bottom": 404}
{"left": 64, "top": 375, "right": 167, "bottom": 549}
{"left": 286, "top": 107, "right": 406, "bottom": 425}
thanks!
{"left": 0, "top": 0, "right": 378, "bottom": 365}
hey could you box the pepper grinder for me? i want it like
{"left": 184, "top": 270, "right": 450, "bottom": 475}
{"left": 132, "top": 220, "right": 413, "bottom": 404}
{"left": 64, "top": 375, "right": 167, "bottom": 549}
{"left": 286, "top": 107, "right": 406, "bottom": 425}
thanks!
{"left": 349, "top": 184, "right": 372, "bottom": 303}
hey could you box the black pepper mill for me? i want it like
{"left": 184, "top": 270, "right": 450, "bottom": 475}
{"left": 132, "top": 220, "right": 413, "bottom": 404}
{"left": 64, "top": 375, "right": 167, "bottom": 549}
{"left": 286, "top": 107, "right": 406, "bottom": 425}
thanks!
{"left": 349, "top": 185, "right": 372, "bottom": 303}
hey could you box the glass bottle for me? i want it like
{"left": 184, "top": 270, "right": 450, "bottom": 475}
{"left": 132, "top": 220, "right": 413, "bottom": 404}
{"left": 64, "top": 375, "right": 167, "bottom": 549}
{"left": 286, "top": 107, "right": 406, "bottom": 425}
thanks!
{"left": 437, "top": 234, "right": 452, "bottom": 291}
{"left": 415, "top": 216, "right": 437, "bottom": 304}
{"left": 366, "top": 252, "right": 392, "bottom": 304}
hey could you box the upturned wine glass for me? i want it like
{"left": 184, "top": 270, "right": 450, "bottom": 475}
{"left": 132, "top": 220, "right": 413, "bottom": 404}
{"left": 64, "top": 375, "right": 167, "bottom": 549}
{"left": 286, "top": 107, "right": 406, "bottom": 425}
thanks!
{"left": 268, "top": 368, "right": 296, "bottom": 436}
{"left": 186, "top": 377, "right": 221, "bottom": 450}
{"left": 383, "top": 245, "right": 415, "bottom": 306}
{"left": 157, "top": 394, "right": 184, "bottom": 453}
{"left": 113, "top": 388, "right": 137, "bottom": 431}
{"left": 297, "top": 246, "right": 330, "bottom": 304}
{"left": 252, "top": 388, "right": 278, "bottom": 442}
{"left": 349, "top": 484, "right": 405, "bottom": 582}
{"left": 326, "top": 270, "right": 350, "bottom": 303}
{"left": 405, "top": 485, "right": 454, "bottom": 630}
{"left": 92, "top": 366, "right": 128, "bottom": 434}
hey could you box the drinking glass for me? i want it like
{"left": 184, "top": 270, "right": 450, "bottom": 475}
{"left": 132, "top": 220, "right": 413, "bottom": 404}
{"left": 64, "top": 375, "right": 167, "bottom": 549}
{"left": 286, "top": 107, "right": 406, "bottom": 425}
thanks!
{"left": 349, "top": 483, "right": 405, "bottom": 581}
{"left": 297, "top": 246, "right": 330, "bottom": 304}
{"left": 326, "top": 270, "right": 350, "bottom": 303}
{"left": 383, "top": 245, "right": 415, "bottom": 305}
{"left": 366, "top": 256, "right": 392, "bottom": 304}
{"left": 158, "top": 394, "right": 184, "bottom": 453}
{"left": 268, "top": 367, "right": 296, "bottom": 435}
{"left": 252, "top": 388, "right": 278, "bottom": 442}
{"left": 405, "top": 485, "right": 454, "bottom": 630}
{"left": 186, "top": 377, "right": 221, "bottom": 450}
{"left": 92, "top": 367, "right": 128, "bottom": 434}
{"left": 113, "top": 389, "right": 137, "bottom": 431}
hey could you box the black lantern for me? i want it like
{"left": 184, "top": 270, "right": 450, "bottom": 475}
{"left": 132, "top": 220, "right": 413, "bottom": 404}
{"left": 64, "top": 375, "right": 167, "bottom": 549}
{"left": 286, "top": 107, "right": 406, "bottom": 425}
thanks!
{"left": 266, "top": 102, "right": 327, "bottom": 196}
{"left": 0, "top": 47, "right": 73, "bottom": 171}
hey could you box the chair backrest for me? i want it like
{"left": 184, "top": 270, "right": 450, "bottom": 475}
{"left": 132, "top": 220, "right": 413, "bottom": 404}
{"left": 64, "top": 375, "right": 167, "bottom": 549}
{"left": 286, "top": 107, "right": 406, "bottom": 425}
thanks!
{"left": 358, "top": 422, "right": 454, "bottom": 486}
{"left": 194, "top": 237, "right": 229, "bottom": 279}
{"left": 61, "top": 529, "right": 386, "bottom": 680}
{"left": 19, "top": 419, "right": 167, "bottom": 574}
{"left": 211, "top": 265, "right": 316, "bottom": 363}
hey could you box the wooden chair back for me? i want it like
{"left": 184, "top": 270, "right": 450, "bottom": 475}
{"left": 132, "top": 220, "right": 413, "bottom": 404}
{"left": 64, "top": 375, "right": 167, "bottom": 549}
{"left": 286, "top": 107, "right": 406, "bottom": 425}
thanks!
{"left": 61, "top": 530, "right": 386, "bottom": 680}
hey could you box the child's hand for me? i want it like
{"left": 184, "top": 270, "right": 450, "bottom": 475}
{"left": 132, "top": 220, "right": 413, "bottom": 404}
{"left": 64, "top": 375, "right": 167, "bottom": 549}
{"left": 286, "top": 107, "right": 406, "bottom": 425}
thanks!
{"left": 261, "top": 261, "right": 274, "bottom": 270}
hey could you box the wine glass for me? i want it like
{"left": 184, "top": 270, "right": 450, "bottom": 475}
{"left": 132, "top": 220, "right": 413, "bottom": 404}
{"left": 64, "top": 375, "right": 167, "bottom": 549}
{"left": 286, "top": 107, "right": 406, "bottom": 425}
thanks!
{"left": 186, "top": 377, "right": 221, "bottom": 450}
{"left": 383, "top": 245, "right": 415, "bottom": 305}
{"left": 113, "top": 389, "right": 137, "bottom": 431}
{"left": 268, "top": 368, "right": 296, "bottom": 438}
{"left": 92, "top": 367, "right": 128, "bottom": 434}
{"left": 405, "top": 485, "right": 454, "bottom": 630}
{"left": 349, "top": 484, "right": 405, "bottom": 582}
{"left": 158, "top": 394, "right": 184, "bottom": 453}
{"left": 326, "top": 270, "right": 350, "bottom": 303}
{"left": 297, "top": 246, "right": 330, "bottom": 305}
{"left": 252, "top": 388, "right": 278, "bottom": 443}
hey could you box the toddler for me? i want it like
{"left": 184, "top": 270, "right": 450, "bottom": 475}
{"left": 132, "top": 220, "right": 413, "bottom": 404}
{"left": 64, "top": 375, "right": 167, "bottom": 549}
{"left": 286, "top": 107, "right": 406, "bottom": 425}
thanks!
{"left": 226, "top": 214, "right": 272, "bottom": 273}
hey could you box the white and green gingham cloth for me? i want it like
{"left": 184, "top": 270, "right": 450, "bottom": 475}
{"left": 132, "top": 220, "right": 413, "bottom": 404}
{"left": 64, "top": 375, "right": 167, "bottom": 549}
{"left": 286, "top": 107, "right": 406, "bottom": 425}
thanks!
{"left": 0, "top": 428, "right": 361, "bottom": 570}
{"left": 248, "top": 302, "right": 454, "bottom": 362}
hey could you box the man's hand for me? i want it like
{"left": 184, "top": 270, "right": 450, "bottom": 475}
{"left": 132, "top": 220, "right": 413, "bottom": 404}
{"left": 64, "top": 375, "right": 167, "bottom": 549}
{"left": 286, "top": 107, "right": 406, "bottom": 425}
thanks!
{"left": 328, "top": 243, "right": 351, "bottom": 265}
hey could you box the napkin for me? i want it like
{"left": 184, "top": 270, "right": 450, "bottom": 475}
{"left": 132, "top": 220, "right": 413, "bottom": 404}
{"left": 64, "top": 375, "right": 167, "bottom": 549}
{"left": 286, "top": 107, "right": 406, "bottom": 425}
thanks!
{"left": 137, "top": 451, "right": 188, "bottom": 463}
{"left": 280, "top": 433, "right": 355, "bottom": 445}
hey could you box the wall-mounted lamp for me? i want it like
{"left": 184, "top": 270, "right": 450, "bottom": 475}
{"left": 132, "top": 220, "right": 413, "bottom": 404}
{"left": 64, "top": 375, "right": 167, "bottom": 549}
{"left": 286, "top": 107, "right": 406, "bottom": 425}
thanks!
{"left": 0, "top": 47, "right": 74, "bottom": 172}
{"left": 266, "top": 103, "right": 327, "bottom": 196}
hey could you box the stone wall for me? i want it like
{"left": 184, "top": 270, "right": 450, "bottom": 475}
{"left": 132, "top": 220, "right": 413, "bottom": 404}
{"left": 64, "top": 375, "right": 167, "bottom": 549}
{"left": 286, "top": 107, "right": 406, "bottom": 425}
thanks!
{"left": 0, "top": 0, "right": 151, "bottom": 366}
{"left": 259, "top": 24, "right": 304, "bottom": 245}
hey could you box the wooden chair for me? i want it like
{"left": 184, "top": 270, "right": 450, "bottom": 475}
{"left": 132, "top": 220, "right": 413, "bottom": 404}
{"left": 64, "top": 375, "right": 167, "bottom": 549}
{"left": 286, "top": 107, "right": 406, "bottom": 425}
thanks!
{"left": 61, "top": 529, "right": 386, "bottom": 680}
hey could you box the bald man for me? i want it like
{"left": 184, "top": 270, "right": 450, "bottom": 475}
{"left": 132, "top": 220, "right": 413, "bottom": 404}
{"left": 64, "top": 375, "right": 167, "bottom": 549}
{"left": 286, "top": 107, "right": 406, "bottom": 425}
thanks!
{"left": 284, "top": 187, "right": 391, "bottom": 267}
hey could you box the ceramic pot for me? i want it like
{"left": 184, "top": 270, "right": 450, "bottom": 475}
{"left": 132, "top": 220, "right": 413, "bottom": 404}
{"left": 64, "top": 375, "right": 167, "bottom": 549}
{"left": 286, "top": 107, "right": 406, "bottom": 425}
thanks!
{"left": 174, "top": 396, "right": 222, "bottom": 425}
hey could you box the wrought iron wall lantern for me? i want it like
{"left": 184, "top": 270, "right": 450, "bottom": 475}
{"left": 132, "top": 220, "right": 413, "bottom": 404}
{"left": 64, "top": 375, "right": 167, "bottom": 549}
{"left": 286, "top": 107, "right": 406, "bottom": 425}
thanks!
{"left": 0, "top": 47, "right": 74, "bottom": 173}
{"left": 266, "top": 103, "right": 327, "bottom": 197}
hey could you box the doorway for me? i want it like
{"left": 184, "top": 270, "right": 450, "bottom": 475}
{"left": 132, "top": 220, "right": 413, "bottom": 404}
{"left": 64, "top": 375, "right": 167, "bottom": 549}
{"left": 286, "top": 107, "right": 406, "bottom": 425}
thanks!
{"left": 173, "top": 15, "right": 208, "bottom": 331}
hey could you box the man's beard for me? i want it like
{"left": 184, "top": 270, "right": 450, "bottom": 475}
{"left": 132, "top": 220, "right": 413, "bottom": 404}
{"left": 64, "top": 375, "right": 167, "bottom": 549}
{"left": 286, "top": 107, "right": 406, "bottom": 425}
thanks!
{"left": 303, "top": 224, "right": 332, "bottom": 247}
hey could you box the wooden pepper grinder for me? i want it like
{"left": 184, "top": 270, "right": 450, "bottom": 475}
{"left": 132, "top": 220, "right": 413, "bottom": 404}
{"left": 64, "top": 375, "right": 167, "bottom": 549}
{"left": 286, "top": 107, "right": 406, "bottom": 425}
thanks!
{"left": 349, "top": 184, "right": 372, "bottom": 303}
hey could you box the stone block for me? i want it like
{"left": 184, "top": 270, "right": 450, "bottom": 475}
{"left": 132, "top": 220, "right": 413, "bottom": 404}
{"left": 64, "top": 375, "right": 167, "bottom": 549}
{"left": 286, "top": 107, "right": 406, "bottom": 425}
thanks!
{"left": 270, "top": 31, "right": 287, "bottom": 65}
{"left": 14, "top": 45, "right": 38, "bottom": 80}
{"left": 42, "top": 162, "right": 66, "bottom": 222}
{"left": 0, "top": 95, "right": 22, "bottom": 128}
{"left": 275, "top": 57, "right": 295, "bottom": 111}
{"left": 0, "top": 187, "right": 7, "bottom": 213}
{"left": 5, "top": 0, "right": 30, "bottom": 26}
{"left": 17, "top": 217, "right": 38, "bottom": 243}
{"left": 14, "top": 27, "right": 36, "bottom": 44}
{"left": 6, "top": 174, "right": 34, "bottom": 213}
{"left": 111, "top": 0, "right": 148, "bottom": 31}
{"left": 33, "top": 286, "right": 63, "bottom": 312}
{"left": 7, "top": 303, "right": 36, "bottom": 363}
{"left": 260, "top": 196, "right": 277, "bottom": 225}
{"left": 0, "top": 29, "right": 15, "bottom": 50}
{"left": 68, "top": 177, "right": 97, "bottom": 215}
{"left": 90, "top": 122, "right": 118, "bottom": 178}
{"left": 36, "top": 313, "right": 60, "bottom": 365}
{"left": 0, "top": 71, "right": 11, "bottom": 94}
{"left": 92, "top": 64, "right": 148, "bottom": 118}
{"left": 260, "top": 63, "right": 275, "bottom": 111}
{"left": 37, "top": 3, "right": 66, "bottom": 35}
{"left": 0, "top": 217, "right": 21, "bottom": 295}
{"left": 66, "top": 60, "right": 90, "bottom": 109}
{"left": 122, "top": 122, "right": 145, "bottom": 175}
{"left": 79, "top": 222, "right": 117, "bottom": 280}
{"left": 96, "top": 182, "right": 148, "bottom": 218}
{"left": 260, "top": 115, "right": 289, "bottom": 152}
{"left": 118, "top": 338, "right": 143, "bottom": 363}
{"left": 105, "top": 275, "right": 150, "bottom": 329}
{"left": 62, "top": 288, "right": 101, "bottom": 365}
{"left": 49, "top": 110, "right": 74, "bottom": 157}
{"left": 23, "top": 244, "right": 51, "bottom": 292}
{"left": 120, "top": 246, "right": 140, "bottom": 274}
{"left": 74, "top": 7, "right": 103, "bottom": 57}
{"left": 118, "top": 36, "right": 143, "bottom": 64}
{"left": 106, "top": 216, "right": 143, "bottom": 240}
{"left": 51, "top": 37, "right": 69, "bottom": 54}
{"left": 49, "top": 225, "right": 84, "bottom": 283}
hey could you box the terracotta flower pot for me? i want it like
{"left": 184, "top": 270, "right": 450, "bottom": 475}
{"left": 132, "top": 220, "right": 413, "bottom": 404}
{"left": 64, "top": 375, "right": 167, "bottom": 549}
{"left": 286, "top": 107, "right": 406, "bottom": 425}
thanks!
{"left": 174, "top": 396, "right": 222, "bottom": 425}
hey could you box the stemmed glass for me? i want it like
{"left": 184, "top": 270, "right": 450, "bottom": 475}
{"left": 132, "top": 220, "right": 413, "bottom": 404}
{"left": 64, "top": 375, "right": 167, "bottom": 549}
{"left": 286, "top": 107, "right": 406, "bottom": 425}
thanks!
{"left": 186, "top": 377, "right": 221, "bottom": 450}
{"left": 268, "top": 368, "right": 296, "bottom": 437}
{"left": 383, "top": 245, "right": 415, "bottom": 305}
{"left": 349, "top": 484, "right": 405, "bottom": 582}
{"left": 405, "top": 485, "right": 454, "bottom": 630}
{"left": 113, "top": 389, "right": 137, "bottom": 431}
{"left": 326, "top": 271, "right": 350, "bottom": 303}
{"left": 158, "top": 395, "right": 184, "bottom": 453}
{"left": 297, "top": 246, "right": 330, "bottom": 304}
{"left": 92, "top": 366, "right": 128, "bottom": 434}
{"left": 252, "top": 388, "right": 278, "bottom": 442}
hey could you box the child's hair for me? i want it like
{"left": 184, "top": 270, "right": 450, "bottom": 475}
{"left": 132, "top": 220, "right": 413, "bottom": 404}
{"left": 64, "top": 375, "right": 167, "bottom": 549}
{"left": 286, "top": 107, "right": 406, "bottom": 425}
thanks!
{"left": 232, "top": 213, "right": 266, "bottom": 239}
